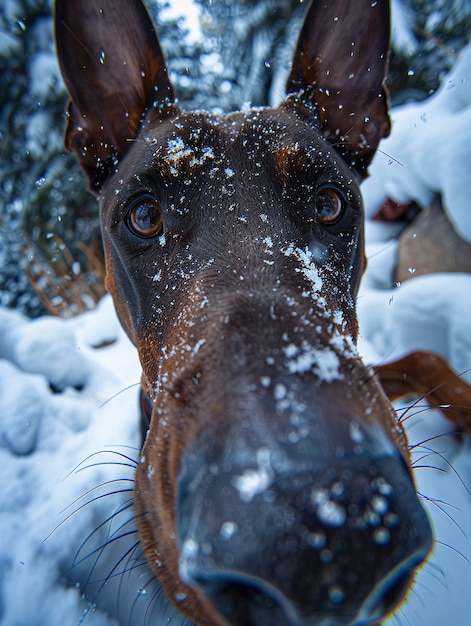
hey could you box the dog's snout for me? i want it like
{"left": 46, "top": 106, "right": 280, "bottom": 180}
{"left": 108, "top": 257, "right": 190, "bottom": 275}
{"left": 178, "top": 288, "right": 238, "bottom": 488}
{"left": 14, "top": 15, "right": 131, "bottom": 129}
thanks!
{"left": 178, "top": 425, "right": 432, "bottom": 626}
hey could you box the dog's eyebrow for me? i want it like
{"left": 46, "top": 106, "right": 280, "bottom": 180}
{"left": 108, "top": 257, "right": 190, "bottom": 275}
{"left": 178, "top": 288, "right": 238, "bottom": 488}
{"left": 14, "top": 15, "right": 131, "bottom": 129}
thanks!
{"left": 273, "top": 144, "right": 314, "bottom": 182}
{"left": 273, "top": 144, "right": 359, "bottom": 198}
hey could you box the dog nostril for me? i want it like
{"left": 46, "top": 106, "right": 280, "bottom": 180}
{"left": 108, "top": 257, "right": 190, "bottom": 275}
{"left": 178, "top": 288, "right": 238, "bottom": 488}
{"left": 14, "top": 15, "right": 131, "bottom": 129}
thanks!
{"left": 186, "top": 572, "right": 299, "bottom": 626}
{"left": 379, "top": 573, "right": 411, "bottom": 617}
{"left": 361, "top": 551, "right": 427, "bottom": 624}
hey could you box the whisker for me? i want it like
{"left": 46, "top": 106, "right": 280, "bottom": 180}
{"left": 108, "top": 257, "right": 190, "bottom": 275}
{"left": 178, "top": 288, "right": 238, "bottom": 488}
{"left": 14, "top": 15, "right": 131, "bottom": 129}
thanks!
{"left": 433, "top": 539, "right": 469, "bottom": 563}
{"left": 77, "top": 529, "right": 140, "bottom": 581}
{"left": 74, "top": 448, "right": 139, "bottom": 470}
{"left": 398, "top": 402, "right": 440, "bottom": 423}
{"left": 411, "top": 442, "right": 471, "bottom": 497}
{"left": 63, "top": 448, "right": 138, "bottom": 481}
{"left": 60, "top": 478, "right": 134, "bottom": 514}
{"left": 422, "top": 559, "right": 447, "bottom": 590}
{"left": 84, "top": 538, "right": 143, "bottom": 585}
{"left": 43, "top": 487, "right": 134, "bottom": 544}
{"left": 375, "top": 147, "right": 404, "bottom": 166}
{"left": 398, "top": 366, "right": 471, "bottom": 425}
{"left": 128, "top": 573, "right": 159, "bottom": 625}
{"left": 99, "top": 382, "right": 142, "bottom": 408}
{"left": 77, "top": 538, "right": 147, "bottom": 625}
{"left": 418, "top": 492, "right": 466, "bottom": 537}
{"left": 71, "top": 499, "right": 136, "bottom": 567}
{"left": 412, "top": 463, "right": 446, "bottom": 474}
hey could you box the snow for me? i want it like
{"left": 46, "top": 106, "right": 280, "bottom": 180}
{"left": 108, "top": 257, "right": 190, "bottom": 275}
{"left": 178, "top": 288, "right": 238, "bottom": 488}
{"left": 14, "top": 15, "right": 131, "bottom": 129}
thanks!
{"left": 284, "top": 342, "right": 342, "bottom": 381}
{"left": 232, "top": 447, "right": 274, "bottom": 503}
{"left": 362, "top": 42, "right": 471, "bottom": 242}
{"left": 0, "top": 296, "right": 145, "bottom": 626}
{"left": 159, "top": 0, "right": 202, "bottom": 44}
{"left": 310, "top": 489, "right": 347, "bottom": 529}
{"left": 391, "top": 0, "right": 418, "bottom": 56}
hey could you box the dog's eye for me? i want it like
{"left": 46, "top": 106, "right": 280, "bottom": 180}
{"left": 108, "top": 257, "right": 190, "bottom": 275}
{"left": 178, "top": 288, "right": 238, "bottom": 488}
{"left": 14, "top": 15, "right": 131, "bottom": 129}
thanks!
{"left": 315, "top": 186, "right": 345, "bottom": 224}
{"left": 126, "top": 195, "right": 163, "bottom": 237}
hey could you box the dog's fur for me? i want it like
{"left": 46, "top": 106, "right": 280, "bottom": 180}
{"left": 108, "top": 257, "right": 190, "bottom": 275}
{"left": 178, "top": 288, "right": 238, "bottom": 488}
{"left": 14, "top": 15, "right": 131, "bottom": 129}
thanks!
{"left": 53, "top": 1, "right": 451, "bottom": 624}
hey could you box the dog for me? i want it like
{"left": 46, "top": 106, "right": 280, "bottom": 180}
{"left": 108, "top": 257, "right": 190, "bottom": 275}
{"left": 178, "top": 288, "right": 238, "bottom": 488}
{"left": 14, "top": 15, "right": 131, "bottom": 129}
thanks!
{"left": 54, "top": 1, "right": 468, "bottom": 623}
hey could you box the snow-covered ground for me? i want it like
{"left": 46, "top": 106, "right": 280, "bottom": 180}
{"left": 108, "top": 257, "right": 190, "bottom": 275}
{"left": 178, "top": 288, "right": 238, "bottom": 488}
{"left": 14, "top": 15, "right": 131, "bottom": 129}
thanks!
{"left": 1, "top": 26, "right": 471, "bottom": 626}
{"left": 1, "top": 261, "right": 470, "bottom": 626}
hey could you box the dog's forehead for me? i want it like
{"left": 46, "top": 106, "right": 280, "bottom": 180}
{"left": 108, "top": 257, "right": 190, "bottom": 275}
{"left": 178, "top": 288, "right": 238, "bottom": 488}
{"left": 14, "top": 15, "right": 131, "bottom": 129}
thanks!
{"left": 151, "top": 105, "right": 310, "bottom": 143}
{"left": 121, "top": 104, "right": 358, "bottom": 192}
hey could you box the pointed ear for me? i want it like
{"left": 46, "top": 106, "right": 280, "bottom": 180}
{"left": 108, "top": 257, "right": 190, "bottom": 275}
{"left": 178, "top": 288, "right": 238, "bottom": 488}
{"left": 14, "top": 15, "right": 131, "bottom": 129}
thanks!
{"left": 286, "top": 0, "right": 391, "bottom": 177}
{"left": 55, "top": 0, "right": 174, "bottom": 191}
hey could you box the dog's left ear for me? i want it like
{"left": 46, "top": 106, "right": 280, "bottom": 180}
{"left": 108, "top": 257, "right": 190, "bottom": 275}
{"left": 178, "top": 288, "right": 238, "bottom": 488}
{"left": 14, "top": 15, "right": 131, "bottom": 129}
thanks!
{"left": 55, "top": 0, "right": 174, "bottom": 192}
{"left": 286, "top": 0, "right": 391, "bottom": 177}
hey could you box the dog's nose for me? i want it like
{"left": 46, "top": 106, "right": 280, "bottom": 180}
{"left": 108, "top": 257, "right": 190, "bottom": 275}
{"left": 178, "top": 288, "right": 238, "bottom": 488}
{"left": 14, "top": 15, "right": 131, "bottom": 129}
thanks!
{"left": 177, "top": 422, "right": 432, "bottom": 626}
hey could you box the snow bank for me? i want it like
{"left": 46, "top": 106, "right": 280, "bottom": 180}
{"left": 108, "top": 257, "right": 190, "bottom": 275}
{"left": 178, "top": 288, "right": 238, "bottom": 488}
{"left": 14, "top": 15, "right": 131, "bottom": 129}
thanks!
{"left": 0, "top": 295, "right": 144, "bottom": 626}
{"left": 362, "top": 42, "right": 471, "bottom": 242}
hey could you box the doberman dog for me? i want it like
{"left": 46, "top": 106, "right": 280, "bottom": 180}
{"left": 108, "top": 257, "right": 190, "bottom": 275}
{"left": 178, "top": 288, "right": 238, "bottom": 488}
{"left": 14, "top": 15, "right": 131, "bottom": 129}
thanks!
{"left": 55, "top": 0, "right": 470, "bottom": 624}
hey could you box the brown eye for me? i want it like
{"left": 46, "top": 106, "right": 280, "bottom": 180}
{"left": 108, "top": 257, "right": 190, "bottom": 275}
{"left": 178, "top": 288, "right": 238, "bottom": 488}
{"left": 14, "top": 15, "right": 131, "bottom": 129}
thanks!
{"left": 127, "top": 196, "right": 163, "bottom": 237}
{"left": 315, "top": 187, "right": 345, "bottom": 224}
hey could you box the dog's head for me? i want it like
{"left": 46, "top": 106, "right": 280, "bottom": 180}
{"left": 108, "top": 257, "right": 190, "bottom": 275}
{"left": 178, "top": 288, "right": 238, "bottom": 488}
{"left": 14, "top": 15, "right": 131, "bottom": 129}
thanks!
{"left": 55, "top": 1, "right": 432, "bottom": 624}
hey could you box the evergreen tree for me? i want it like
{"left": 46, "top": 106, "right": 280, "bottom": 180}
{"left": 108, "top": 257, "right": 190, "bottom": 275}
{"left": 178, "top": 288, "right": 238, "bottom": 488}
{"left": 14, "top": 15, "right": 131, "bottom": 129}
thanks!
{"left": 390, "top": 0, "right": 471, "bottom": 103}
{"left": 0, "top": 0, "right": 97, "bottom": 315}
{"left": 193, "top": 0, "right": 304, "bottom": 110}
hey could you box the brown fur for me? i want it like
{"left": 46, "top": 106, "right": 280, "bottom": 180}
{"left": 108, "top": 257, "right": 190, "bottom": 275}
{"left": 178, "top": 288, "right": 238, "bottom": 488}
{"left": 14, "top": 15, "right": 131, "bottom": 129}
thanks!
{"left": 54, "top": 1, "right": 470, "bottom": 624}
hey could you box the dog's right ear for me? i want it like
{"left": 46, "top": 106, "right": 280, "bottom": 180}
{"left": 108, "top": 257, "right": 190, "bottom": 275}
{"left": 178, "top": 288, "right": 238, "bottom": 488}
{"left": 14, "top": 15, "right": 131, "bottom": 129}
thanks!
{"left": 55, "top": 0, "right": 174, "bottom": 192}
{"left": 286, "top": 0, "right": 391, "bottom": 178}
